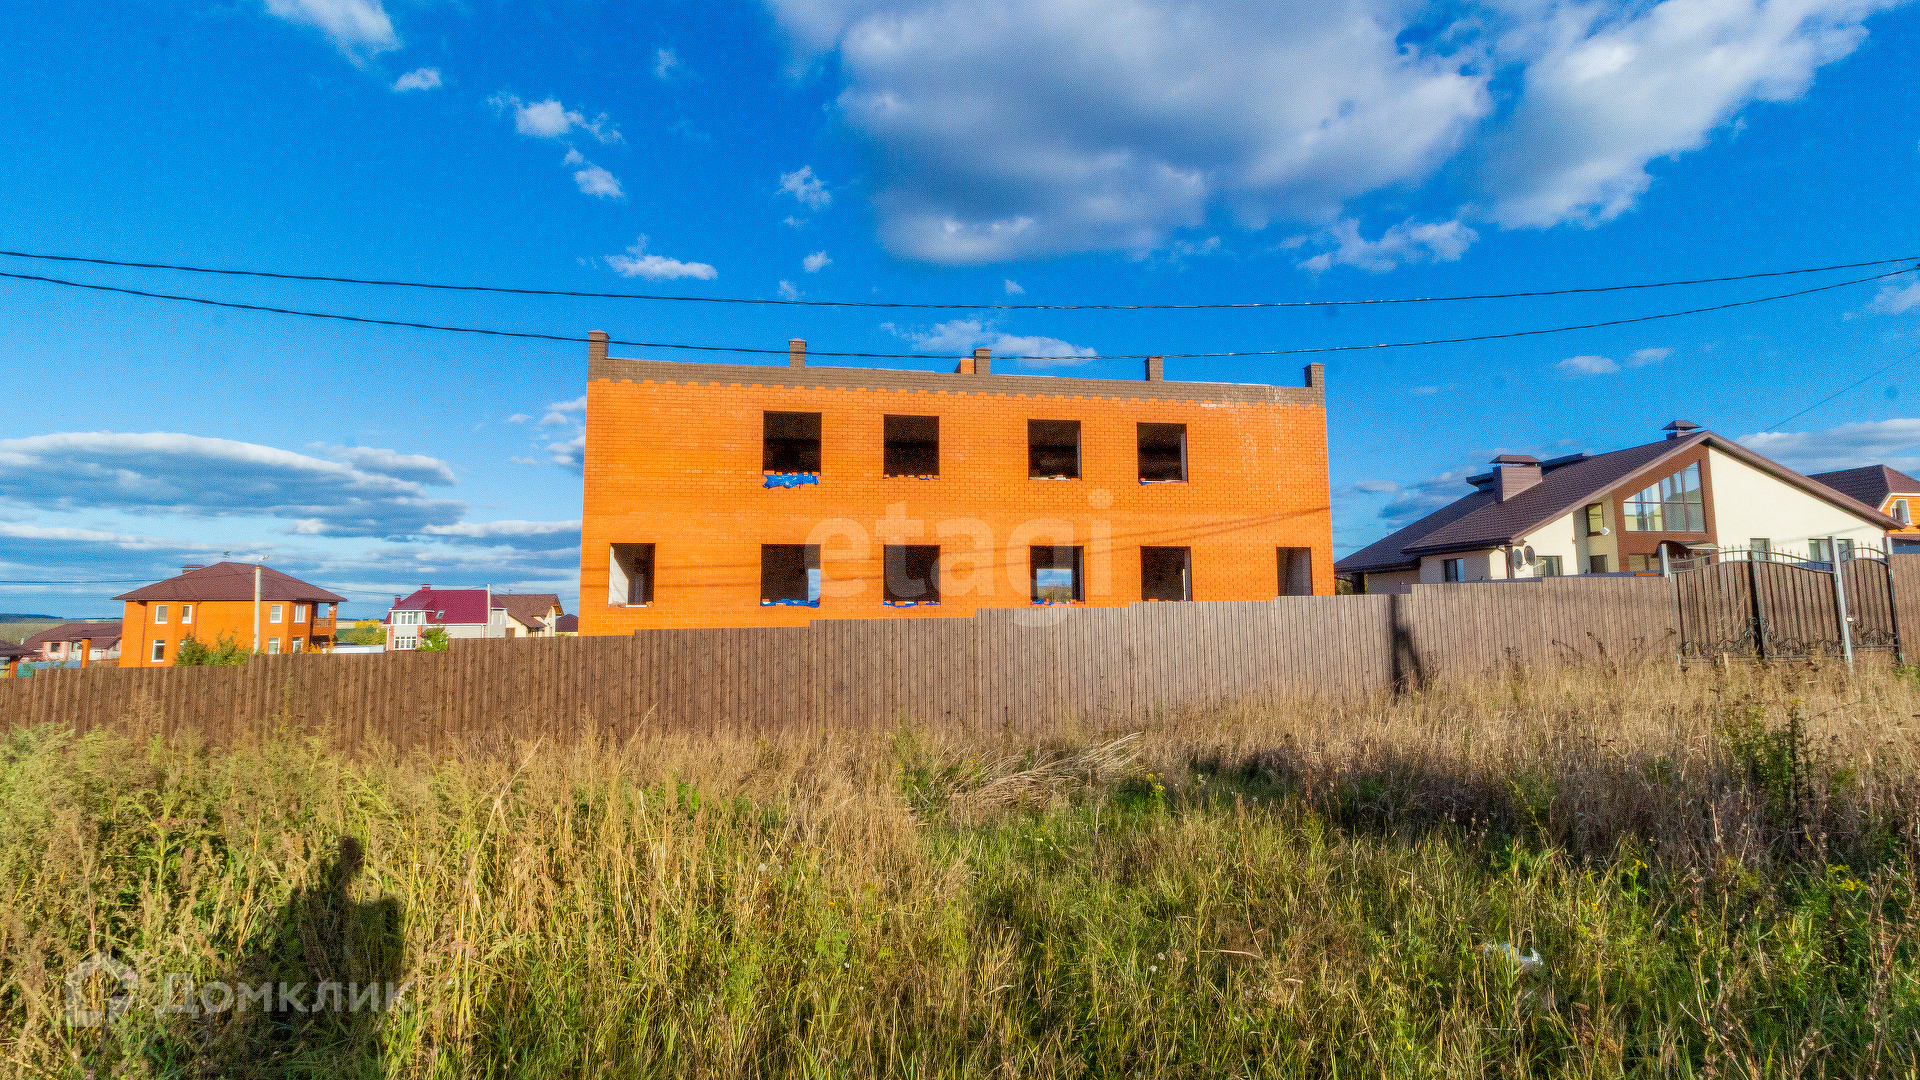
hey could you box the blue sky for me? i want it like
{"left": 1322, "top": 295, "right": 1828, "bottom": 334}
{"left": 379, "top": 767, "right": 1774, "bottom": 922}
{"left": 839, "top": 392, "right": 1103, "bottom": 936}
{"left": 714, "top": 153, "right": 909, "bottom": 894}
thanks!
{"left": 2, "top": 0, "right": 1918, "bottom": 618}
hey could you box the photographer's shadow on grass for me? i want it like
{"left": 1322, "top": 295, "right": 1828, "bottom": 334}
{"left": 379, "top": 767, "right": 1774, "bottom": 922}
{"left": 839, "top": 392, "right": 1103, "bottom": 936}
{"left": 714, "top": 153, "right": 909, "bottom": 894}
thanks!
{"left": 194, "top": 836, "right": 406, "bottom": 1079}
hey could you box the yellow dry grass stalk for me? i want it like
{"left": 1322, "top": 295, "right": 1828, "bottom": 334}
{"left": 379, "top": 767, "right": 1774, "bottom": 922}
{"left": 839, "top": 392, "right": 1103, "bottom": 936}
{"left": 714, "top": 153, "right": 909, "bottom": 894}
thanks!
{"left": 4, "top": 657, "right": 1920, "bottom": 1077}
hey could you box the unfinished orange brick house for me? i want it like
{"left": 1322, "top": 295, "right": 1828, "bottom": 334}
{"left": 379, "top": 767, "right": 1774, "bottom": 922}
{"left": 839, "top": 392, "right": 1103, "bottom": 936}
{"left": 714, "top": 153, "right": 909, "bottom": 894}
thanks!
{"left": 579, "top": 333, "right": 1331, "bottom": 633}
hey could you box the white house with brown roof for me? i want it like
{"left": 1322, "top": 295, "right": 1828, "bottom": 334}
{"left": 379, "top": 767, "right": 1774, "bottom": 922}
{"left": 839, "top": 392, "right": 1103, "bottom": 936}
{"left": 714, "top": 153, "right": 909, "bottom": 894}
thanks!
{"left": 495, "top": 593, "right": 564, "bottom": 637}
{"left": 1337, "top": 421, "right": 1902, "bottom": 594}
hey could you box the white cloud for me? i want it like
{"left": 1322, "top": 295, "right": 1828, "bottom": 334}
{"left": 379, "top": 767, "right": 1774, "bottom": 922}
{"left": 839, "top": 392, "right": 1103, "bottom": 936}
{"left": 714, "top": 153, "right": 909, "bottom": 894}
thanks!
{"left": 311, "top": 444, "right": 457, "bottom": 485}
{"left": 548, "top": 395, "right": 587, "bottom": 414}
{"left": 768, "top": 0, "right": 1897, "bottom": 264}
{"left": 1376, "top": 466, "right": 1484, "bottom": 530}
{"left": 1869, "top": 280, "right": 1920, "bottom": 315}
{"left": 0, "top": 432, "right": 465, "bottom": 538}
{"left": 605, "top": 236, "right": 717, "bottom": 280}
{"left": 802, "top": 250, "right": 832, "bottom": 273}
{"left": 263, "top": 0, "right": 399, "bottom": 62}
{"left": 573, "top": 163, "right": 625, "bottom": 200}
{"left": 1298, "top": 217, "right": 1478, "bottom": 273}
{"left": 778, "top": 280, "right": 802, "bottom": 300}
{"left": 1351, "top": 479, "right": 1400, "bottom": 493}
{"left": 506, "top": 414, "right": 530, "bottom": 424}
{"left": 1627, "top": 347, "right": 1672, "bottom": 368}
{"left": 655, "top": 47, "right": 683, "bottom": 79}
{"left": 392, "top": 67, "right": 441, "bottom": 92}
{"left": 1482, "top": 0, "right": 1892, "bottom": 229}
{"left": 489, "top": 93, "right": 622, "bottom": 143}
{"left": 783, "top": 215, "right": 808, "bottom": 228}
{"left": 1557, "top": 354, "right": 1620, "bottom": 376}
{"left": 779, "top": 166, "right": 831, "bottom": 210}
{"left": 421, "top": 520, "right": 582, "bottom": 547}
{"left": 1739, "top": 419, "right": 1920, "bottom": 474}
{"left": 545, "top": 434, "right": 587, "bottom": 473}
{"left": 1004, "top": 280, "right": 1024, "bottom": 295}
{"left": 890, "top": 318, "right": 1097, "bottom": 367}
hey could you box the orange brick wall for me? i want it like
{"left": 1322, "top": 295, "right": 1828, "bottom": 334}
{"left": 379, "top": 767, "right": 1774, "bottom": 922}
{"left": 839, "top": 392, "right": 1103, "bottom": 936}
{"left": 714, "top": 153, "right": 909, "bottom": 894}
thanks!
{"left": 580, "top": 371, "right": 1331, "bottom": 633}
{"left": 119, "top": 599, "right": 337, "bottom": 667}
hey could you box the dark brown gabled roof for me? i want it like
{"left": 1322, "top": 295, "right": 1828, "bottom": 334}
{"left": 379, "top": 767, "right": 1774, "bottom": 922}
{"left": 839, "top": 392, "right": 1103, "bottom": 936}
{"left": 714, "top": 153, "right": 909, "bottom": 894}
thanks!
{"left": 496, "top": 593, "right": 563, "bottom": 629}
{"left": 113, "top": 562, "right": 346, "bottom": 604}
{"left": 22, "top": 621, "right": 123, "bottom": 649}
{"left": 1809, "top": 465, "right": 1920, "bottom": 510}
{"left": 1337, "top": 430, "right": 1901, "bottom": 575}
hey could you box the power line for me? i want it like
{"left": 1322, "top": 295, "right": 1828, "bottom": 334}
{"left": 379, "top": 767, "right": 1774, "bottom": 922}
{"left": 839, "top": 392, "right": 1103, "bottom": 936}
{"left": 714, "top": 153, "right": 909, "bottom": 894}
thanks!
{"left": 2, "top": 247, "right": 1915, "bottom": 311}
{"left": 1, "top": 264, "right": 1913, "bottom": 362}
{"left": 1765, "top": 342, "right": 1920, "bottom": 431}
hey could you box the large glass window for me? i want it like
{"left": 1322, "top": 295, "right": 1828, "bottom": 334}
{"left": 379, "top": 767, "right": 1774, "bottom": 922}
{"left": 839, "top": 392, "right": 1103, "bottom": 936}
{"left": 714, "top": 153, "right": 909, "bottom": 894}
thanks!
{"left": 1621, "top": 462, "right": 1705, "bottom": 533}
{"left": 1536, "top": 555, "right": 1563, "bottom": 577}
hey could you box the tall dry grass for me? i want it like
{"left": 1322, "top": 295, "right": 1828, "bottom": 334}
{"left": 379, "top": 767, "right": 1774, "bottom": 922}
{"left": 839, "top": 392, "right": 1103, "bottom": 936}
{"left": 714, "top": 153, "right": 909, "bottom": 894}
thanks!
{"left": 5, "top": 658, "right": 1920, "bottom": 1077}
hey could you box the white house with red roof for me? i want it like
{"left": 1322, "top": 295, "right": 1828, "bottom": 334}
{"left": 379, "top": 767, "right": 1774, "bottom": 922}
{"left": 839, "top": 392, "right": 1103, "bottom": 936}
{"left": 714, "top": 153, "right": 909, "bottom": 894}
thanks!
{"left": 385, "top": 585, "right": 507, "bottom": 650}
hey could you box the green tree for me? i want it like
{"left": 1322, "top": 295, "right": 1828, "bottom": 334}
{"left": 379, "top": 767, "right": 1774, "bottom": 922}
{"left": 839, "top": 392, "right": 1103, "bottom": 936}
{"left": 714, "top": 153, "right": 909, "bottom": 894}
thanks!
{"left": 336, "top": 622, "right": 385, "bottom": 646}
{"left": 417, "top": 627, "right": 450, "bottom": 652}
{"left": 173, "top": 632, "right": 249, "bottom": 666}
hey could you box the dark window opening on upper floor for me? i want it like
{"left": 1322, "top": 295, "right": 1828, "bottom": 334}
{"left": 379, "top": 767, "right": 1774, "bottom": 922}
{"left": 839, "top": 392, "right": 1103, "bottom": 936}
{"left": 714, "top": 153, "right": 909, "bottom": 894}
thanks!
{"left": 1138, "top": 423, "right": 1187, "bottom": 482}
{"left": 884, "top": 415, "right": 940, "bottom": 477}
{"left": 610, "top": 543, "right": 655, "bottom": 606}
{"left": 1141, "top": 547, "right": 1191, "bottom": 601}
{"left": 1029, "top": 420, "right": 1081, "bottom": 479}
{"left": 764, "top": 412, "right": 821, "bottom": 473}
{"left": 884, "top": 545, "right": 941, "bottom": 603}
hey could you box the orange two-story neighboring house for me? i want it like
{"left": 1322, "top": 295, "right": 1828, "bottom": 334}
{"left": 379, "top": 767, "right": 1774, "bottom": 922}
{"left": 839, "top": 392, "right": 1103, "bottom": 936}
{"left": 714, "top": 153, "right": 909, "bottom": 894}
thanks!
{"left": 116, "top": 562, "right": 347, "bottom": 666}
{"left": 579, "top": 334, "right": 1332, "bottom": 633}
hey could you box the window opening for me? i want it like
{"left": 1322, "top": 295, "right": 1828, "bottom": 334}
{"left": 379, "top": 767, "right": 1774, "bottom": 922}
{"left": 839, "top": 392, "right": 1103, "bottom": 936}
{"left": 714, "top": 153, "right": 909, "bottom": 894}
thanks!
{"left": 269, "top": 604, "right": 283, "bottom": 624}
{"left": 1585, "top": 503, "right": 1605, "bottom": 535}
{"left": 154, "top": 604, "right": 168, "bottom": 625}
{"left": 1750, "top": 538, "right": 1771, "bottom": 559}
{"left": 182, "top": 604, "right": 193, "bottom": 625}
{"left": 763, "top": 411, "right": 821, "bottom": 479}
{"left": 1137, "top": 423, "right": 1187, "bottom": 483}
{"left": 760, "top": 544, "right": 821, "bottom": 606}
{"left": 610, "top": 543, "right": 656, "bottom": 606}
{"left": 1589, "top": 554, "right": 1609, "bottom": 574}
{"left": 1443, "top": 558, "right": 1464, "bottom": 583}
{"left": 1028, "top": 420, "right": 1081, "bottom": 479}
{"left": 1896, "top": 499, "right": 1912, "bottom": 526}
{"left": 883, "top": 415, "right": 940, "bottom": 477}
{"left": 1278, "top": 547, "right": 1313, "bottom": 596}
{"left": 884, "top": 545, "right": 941, "bottom": 604}
{"left": 151, "top": 640, "right": 164, "bottom": 663}
{"left": 1140, "top": 547, "right": 1191, "bottom": 601}
{"left": 1536, "top": 555, "right": 1563, "bottom": 577}
{"left": 1030, "top": 546, "right": 1084, "bottom": 603}
{"left": 295, "top": 605, "right": 307, "bottom": 623}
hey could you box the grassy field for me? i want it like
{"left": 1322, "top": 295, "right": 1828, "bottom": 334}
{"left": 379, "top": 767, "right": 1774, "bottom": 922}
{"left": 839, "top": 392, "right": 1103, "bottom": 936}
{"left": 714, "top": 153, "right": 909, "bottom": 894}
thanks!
{"left": 7, "top": 660, "right": 1920, "bottom": 1077}
{"left": 0, "top": 619, "right": 64, "bottom": 646}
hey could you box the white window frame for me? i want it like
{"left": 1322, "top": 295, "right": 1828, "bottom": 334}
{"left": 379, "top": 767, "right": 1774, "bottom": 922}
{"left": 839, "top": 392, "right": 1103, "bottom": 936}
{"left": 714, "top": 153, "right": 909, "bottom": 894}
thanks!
{"left": 181, "top": 604, "right": 193, "bottom": 625}
{"left": 393, "top": 610, "right": 423, "bottom": 626}
{"left": 267, "top": 638, "right": 280, "bottom": 655}
{"left": 269, "top": 604, "right": 283, "bottom": 624}
{"left": 154, "top": 604, "right": 168, "bottom": 625}
{"left": 151, "top": 639, "right": 165, "bottom": 662}
{"left": 292, "top": 637, "right": 303, "bottom": 652}
{"left": 295, "top": 604, "right": 307, "bottom": 623}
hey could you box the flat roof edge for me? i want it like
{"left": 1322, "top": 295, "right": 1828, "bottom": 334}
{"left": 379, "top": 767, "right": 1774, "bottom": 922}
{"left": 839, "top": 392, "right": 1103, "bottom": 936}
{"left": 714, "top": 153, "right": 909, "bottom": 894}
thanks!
{"left": 590, "top": 355, "right": 1325, "bottom": 406}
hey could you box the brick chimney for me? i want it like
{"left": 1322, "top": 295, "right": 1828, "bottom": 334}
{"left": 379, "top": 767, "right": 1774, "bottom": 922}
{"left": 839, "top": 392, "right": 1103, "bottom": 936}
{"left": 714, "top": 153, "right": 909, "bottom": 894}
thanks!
{"left": 1304, "top": 363, "right": 1325, "bottom": 390}
{"left": 973, "top": 347, "right": 991, "bottom": 375}
{"left": 1145, "top": 356, "right": 1164, "bottom": 381}
{"left": 1664, "top": 419, "right": 1700, "bottom": 441}
{"left": 588, "top": 330, "right": 608, "bottom": 365}
{"left": 1490, "top": 454, "right": 1543, "bottom": 502}
{"left": 789, "top": 338, "right": 806, "bottom": 368}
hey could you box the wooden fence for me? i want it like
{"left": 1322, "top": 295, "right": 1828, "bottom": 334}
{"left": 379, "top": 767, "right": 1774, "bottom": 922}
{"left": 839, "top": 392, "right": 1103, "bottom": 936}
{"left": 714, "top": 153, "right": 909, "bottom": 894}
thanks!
{"left": 0, "top": 573, "right": 1681, "bottom": 751}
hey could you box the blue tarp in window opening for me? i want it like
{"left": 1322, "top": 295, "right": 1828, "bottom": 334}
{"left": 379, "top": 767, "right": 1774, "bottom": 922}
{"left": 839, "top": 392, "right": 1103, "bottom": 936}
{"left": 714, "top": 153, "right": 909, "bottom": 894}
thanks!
{"left": 761, "top": 598, "right": 820, "bottom": 607}
{"left": 764, "top": 472, "right": 820, "bottom": 488}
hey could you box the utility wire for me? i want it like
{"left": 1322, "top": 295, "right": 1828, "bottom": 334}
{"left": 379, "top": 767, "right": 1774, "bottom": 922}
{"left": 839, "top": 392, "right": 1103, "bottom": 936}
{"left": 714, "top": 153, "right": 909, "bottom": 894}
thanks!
{"left": 1765, "top": 342, "right": 1920, "bottom": 431}
{"left": 1, "top": 265, "right": 1913, "bottom": 362}
{"left": 2, "top": 248, "right": 1915, "bottom": 311}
